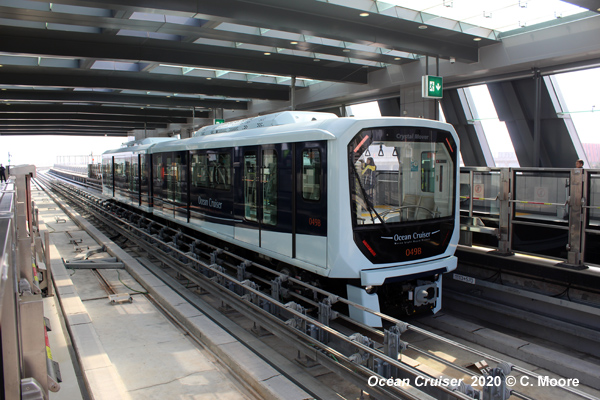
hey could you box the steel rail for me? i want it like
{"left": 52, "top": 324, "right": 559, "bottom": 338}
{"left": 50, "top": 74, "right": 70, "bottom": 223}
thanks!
{"left": 42, "top": 176, "right": 480, "bottom": 400}
{"left": 39, "top": 172, "right": 600, "bottom": 400}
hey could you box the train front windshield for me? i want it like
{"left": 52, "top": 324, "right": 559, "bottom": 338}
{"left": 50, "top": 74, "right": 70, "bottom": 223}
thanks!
{"left": 349, "top": 126, "right": 457, "bottom": 228}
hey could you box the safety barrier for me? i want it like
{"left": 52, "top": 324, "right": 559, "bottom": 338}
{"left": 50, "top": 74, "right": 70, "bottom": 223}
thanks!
{"left": 459, "top": 167, "right": 600, "bottom": 268}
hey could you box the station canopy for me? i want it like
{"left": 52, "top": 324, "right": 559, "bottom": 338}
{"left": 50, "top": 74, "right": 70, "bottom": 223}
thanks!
{"left": 0, "top": 0, "right": 598, "bottom": 136}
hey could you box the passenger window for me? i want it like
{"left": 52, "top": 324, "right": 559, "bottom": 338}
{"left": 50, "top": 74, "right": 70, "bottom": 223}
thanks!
{"left": 302, "top": 149, "right": 321, "bottom": 201}
{"left": 130, "top": 158, "right": 138, "bottom": 192}
{"left": 421, "top": 151, "right": 435, "bottom": 193}
{"left": 191, "top": 152, "right": 231, "bottom": 191}
{"left": 213, "top": 152, "right": 232, "bottom": 190}
{"left": 192, "top": 153, "right": 209, "bottom": 188}
{"left": 262, "top": 150, "right": 277, "bottom": 225}
{"left": 166, "top": 156, "right": 175, "bottom": 200}
{"left": 244, "top": 152, "right": 258, "bottom": 222}
{"left": 102, "top": 159, "right": 113, "bottom": 190}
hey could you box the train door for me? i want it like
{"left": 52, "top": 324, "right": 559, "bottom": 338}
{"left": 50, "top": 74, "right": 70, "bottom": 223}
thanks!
{"left": 236, "top": 147, "right": 260, "bottom": 246}
{"left": 235, "top": 144, "right": 293, "bottom": 255}
{"left": 434, "top": 147, "right": 453, "bottom": 218}
{"left": 262, "top": 144, "right": 292, "bottom": 257}
{"left": 294, "top": 142, "right": 327, "bottom": 267}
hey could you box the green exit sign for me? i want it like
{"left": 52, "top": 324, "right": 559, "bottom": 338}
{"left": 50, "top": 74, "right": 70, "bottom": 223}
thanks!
{"left": 215, "top": 119, "right": 225, "bottom": 124}
{"left": 422, "top": 75, "right": 443, "bottom": 99}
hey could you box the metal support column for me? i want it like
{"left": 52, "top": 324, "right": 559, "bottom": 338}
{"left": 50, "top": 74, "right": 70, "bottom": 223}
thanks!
{"left": 496, "top": 168, "right": 513, "bottom": 255}
{"left": 290, "top": 76, "right": 296, "bottom": 111}
{"left": 533, "top": 69, "right": 542, "bottom": 167}
{"left": 560, "top": 168, "right": 586, "bottom": 269}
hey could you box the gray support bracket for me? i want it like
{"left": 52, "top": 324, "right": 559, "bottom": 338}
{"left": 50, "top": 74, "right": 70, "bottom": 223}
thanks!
{"left": 270, "top": 277, "right": 282, "bottom": 316}
{"left": 349, "top": 333, "right": 375, "bottom": 370}
{"left": 318, "top": 297, "right": 338, "bottom": 344}
{"left": 210, "top": 249, "right": 223, "bottom": 265}
{"left": 284, "top": 301, "right": 307, "bottom": 333}
{"left": 558, "top": 168, "right": 587, "bottom": 269}
{"left": 481, "top": 362, "right": 512, "bottom": 400}
{"left": 21, "top": 377, "right": 45, "bottom": 400}
{"left": 495, "top": 168, "right": 513, "bottom": 256}
{"left": 383, "top": 325, "right": 407, "bottom": 379}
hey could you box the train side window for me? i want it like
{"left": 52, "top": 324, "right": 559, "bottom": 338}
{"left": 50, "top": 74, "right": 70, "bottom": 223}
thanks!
{"left": 262, "top": 149, "right": 277, "bottom": 225}
{"left": 302, "top": 149, "right": 321, "bottom": 201}
{"left": 140, "top": 155, "right": 148, "bottom": 188}
{"left": 192, "top": 151, "right": 231, "bottom": 191}
{"left": 191, "top": 153, "right": 209, "bottom": 188}
{"left": 166, "top": 156, "right": 174, "bottom": 200}
{"left": 213, "top": 152, "right": 232, "bottom": 191}
{"left": 102, "top": 158, "right": 112, "bottom": 189}
{"left": 130, "top": 158, "right": 138, "bottom": 192}
{"left": 154, "top": 156, "right": 164, "bottom": 187}
{"left": 244, "top": 152, "right": 258, "bottom": 222}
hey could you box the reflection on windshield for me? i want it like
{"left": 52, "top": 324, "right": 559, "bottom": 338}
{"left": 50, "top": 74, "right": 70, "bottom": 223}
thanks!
{"left": 350, "top": 129, "right": 455, "bottom": 226}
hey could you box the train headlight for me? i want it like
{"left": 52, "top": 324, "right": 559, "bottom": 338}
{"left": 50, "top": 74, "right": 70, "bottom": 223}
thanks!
{"left": 365, "top": 285, "right": 378, "bottom": 294}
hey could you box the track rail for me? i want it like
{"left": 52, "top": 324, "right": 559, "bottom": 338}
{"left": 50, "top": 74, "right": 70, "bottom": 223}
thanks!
{"left": 37, "top": 171, "right": 600, "bottom": 400}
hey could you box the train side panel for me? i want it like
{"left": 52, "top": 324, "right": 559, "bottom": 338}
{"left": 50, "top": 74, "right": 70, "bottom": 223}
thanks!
{"left": 294, "top": 141, "right": 328, "bottom": 268}
{"left": 189, "top": 148, "right": 235, "bottom": 238}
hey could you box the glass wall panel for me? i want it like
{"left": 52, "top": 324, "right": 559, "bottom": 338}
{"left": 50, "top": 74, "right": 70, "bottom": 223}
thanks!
{"left": 553, "top": 67, "right": 600, "bottom": 168}
{"left": 465, "top": 85, "right": 519, "bottom": 167}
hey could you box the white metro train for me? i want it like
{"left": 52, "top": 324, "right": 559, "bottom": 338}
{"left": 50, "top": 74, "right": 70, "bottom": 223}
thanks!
{"left": 102, "top": 111, "right": 460, "bottom": 325}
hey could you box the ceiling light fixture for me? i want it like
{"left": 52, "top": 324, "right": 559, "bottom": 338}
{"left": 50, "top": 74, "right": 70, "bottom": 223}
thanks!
{"left": 290, "top": 41, "right": 298, "bottom": 45}
{"left": 359, "top": 12, "right": 369, "bottom": 17}
{"left": 473, "top": 37, "right": 482, "bottom": 41}
{"left": 264, "top": 52, "right": 271, "bottom": 55}
{"left": 418, "top": 25, "right": 427, "bottom": 29}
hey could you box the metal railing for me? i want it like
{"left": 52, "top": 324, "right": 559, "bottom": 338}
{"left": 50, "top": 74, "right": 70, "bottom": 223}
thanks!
{"left": 459, "top": 167, "right": 600, "bottom": 268}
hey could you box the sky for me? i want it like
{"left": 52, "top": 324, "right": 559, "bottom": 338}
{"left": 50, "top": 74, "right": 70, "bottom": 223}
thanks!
{"left": 0, "top": 135, "right": 130, "bottom": 168}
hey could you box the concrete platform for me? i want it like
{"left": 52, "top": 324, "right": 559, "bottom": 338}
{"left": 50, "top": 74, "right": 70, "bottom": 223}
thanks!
{"left": 32, "top": 183, "right": 313, "bottom": 400}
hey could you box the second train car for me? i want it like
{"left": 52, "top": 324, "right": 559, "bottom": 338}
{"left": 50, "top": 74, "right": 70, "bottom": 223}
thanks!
{"left": 102, "top": 111, "right": 460, "bottom": 325}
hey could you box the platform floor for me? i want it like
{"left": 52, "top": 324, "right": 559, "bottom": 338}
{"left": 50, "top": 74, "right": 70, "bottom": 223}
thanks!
{"left": 33, "top": 186, "right": 262, "bottom": 400}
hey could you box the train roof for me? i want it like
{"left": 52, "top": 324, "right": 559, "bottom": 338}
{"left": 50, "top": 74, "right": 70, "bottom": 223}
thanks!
{"left": 147, "top": 112, "right": 457, "bottom": 154}
{"left": 148, "top": 112, "right": 341, "bottom": 153}
{"left": 193, "top": 111, "right": 338, "bottom": 137}
{"left": 102, "top": 137, "right": 176, "bottom": 155}
{"left": 101, "top": 112, "right": 457, "bottom": 157}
